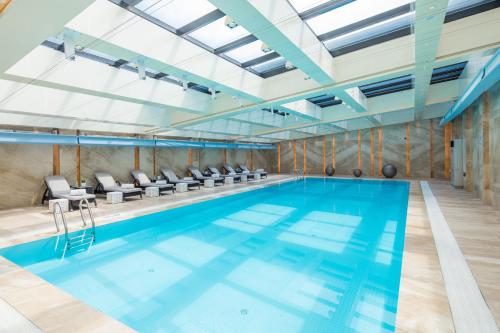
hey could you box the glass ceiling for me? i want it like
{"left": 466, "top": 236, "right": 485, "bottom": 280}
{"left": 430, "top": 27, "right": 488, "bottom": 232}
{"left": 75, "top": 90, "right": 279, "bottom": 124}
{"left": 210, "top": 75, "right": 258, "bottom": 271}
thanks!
{"left": 188, "top": 16, "right": 250, "bottom": 49}
{"left": 109, "top": 0, "right": 293, "bottom": 78}
{"left": 135, "top": 0, "right": 216, "bottom": 29}
{"left": 41, "top": 37, "right": 216, "bottom": 95}
{"left": 306, "top": 0, "right": 412, "bottom": 36}
{"left": 289, "top": 0, "right": 498, "bottom": 57}
{"left": 109, "top": 0, "right": 497, "bottom": 78}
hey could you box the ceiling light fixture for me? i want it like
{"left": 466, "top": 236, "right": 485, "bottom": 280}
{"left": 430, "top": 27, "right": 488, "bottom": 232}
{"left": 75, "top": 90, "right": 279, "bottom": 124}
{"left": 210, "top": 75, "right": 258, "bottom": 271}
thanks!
{"left": 224, "top": 16, "right": 239, "bottom": 29}
{"left": 261, "top": 43, "right": 272, "bottom": 53}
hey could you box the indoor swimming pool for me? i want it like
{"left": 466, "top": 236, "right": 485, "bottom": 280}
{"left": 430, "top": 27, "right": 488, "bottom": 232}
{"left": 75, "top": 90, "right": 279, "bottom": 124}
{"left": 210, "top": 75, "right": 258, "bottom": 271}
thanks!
{"left": 0, "top": 178, "right": 410, "bottom": 333}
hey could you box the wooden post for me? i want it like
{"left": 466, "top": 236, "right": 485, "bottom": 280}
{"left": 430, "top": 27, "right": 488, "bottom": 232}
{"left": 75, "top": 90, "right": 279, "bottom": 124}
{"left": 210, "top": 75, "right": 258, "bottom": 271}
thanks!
{"left": 430, "top": 119, "right": 434, "bottom": 178}
{"left": 378, "top": 128, "right": 383, "bottom": 176}
{"left": 465, "top": 108, "right": 473, "bottom": 191}
{"left": 152, "top": 147, "right": 156, "bottom": 176}
{"left": 53, "top": 144, "right": 60, "bottom": 176}
{"left": 134, "top": 146, "right": 140, "bottom": 170}
{"left": 405, "top": 123, "right": 411, "bottom": 177}
{"left": 322, "top": 135, "right": 326, "bottom": 175}
{"left": 444, "top": 123, "right": 452, "bottom": 179}
{"left": 303, "top": 139, "right": 307, "bottom": 175}
{"left": 357, "top": 130, "right": 362, "bottom": 169}
{"left": 187, "top": 148, "right": 193, "bottom": 165}
{"left": 370, "top": 128, "right": 375, "bottom": 176}
{"left": 482, "top": 92, "right": 492, "bottom": 203}
{"left": 332, "top": 135, "right": 336, "bottom": 168}
{"left": 293, "top": 140, "right": 297, "bottom": 173}
{"left": 277, "top": 143, "right": 281, "bottom": 175}
{"left": 76, "top": 145, "right": 81, "bottom": 186}
{"left": 223, "top": 148, "right": 227, "bottom": 164}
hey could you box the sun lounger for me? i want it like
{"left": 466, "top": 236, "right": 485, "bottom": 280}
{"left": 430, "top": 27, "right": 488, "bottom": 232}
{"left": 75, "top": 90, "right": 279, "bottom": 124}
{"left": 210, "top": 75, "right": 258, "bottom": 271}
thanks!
{"left": 131, "top": 170, "right": 174, "bottom": 195}
{"left": 160, "top": 168, "right": 201, "bottom": 190}
{"left": 188, "top": 166, "right": 224, "bottom": 186}
{"left": 95, "top": 172, "right": 142, "bottom": 200}
{"left": 207, "top": 166, "right": 241, "bottom": 182}
{"left": 239, "top": 164, "right": 267, "bottom": 178}
{"left": 42, "top": 175, "right": 97, "bottom": 210}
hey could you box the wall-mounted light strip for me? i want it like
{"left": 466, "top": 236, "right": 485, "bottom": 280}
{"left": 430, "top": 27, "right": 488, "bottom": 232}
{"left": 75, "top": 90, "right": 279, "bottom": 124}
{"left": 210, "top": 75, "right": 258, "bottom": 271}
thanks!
{"left": 0, "top": 131, "right": 275, "bottom": 150}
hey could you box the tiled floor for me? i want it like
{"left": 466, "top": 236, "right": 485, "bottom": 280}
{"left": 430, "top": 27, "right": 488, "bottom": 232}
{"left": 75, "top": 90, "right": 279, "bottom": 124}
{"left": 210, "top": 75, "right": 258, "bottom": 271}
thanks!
{"left": 429, "top": 181, "right": 500, "bottom": 328}
{"left": 0, "top": 176, "right": 497, "bottom": 332}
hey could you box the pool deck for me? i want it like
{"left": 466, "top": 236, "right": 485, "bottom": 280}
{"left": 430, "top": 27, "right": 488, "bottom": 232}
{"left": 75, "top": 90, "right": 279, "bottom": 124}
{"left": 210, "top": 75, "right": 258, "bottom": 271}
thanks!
{"left": 0, "top": 175, "right": 498, "bottom": 332}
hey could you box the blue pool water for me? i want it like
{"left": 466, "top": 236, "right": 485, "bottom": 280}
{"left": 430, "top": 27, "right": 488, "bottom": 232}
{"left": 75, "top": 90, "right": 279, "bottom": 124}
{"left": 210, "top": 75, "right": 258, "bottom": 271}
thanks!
{"left": 1, "top": 178, "right": 409, "bottom": 333}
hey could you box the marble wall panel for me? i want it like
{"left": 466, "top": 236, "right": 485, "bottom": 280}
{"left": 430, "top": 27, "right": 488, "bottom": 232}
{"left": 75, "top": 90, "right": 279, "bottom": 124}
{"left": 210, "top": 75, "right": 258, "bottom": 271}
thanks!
{"left": 0, "top": 144, "right": 52, "bottom": 209}
{"left": 490, "top": 82, "right": 500, "bottom": 209}
{"left": 199, "top": 149, "right": 225, "bottom": 172}
{"left": 80, "top": 146, "right": 135, "bottom": 187}
{"left": 156, "top": 148, "right": 190, "bottom": 177}
{"left": 335, "top": 131, "right": 357, "bottom": 175}
{"left": 307, "top": 136, "right": 325, "bottom": 175}
{"left": 295, "top": 139, "right": 305, "bottom": 173}
{"left": 279, "top": 141, "right": 293, "bottom": 174}
{"left": 60, "top": 145, "right": 77, "bottom": 186}
{"left": 227, "top": 150, "right": 247, "bottom": 170}
{"left": 472, "top": 98, "right": 484, "bottom": 195}
{"left": 360, "top": 129, "right": 371, "bottom": 176}
{"left": 325, "top": 135, "right": 334, "bottom": 172}
{"left": 139, "top": 148, "right": 155, "bottom": 178}
{"left": 410, "top": 120, "right": 431, "bottom": 178}
{"left": 252, "top": 150, "right": 276, "bottom": 173}
{"left": 431, "top": 119, "right": 446, "bottom": 179}
{"left": 382, "top": 124, "right": 405, "bottom": 179}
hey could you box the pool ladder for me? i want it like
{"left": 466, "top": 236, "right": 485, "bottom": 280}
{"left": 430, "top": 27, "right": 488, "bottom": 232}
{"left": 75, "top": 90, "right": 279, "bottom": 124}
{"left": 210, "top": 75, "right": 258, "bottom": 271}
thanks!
{"left": 52, "top": 198, "right": 96, "bottom": 255}
{"left": 295, "top": 168, "right": 305, "bottom": 180}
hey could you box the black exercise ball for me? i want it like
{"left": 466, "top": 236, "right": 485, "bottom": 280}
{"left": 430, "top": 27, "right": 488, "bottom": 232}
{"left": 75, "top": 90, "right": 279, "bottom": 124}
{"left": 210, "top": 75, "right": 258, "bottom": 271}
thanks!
{"left": 353, "top": 169, "right": 362, "bottom": 177}
{"left": 325, "top": 165, "right": 335, "bottom": 176}
{"left": 382, "top": 164, "right": 397, "bottom": 178}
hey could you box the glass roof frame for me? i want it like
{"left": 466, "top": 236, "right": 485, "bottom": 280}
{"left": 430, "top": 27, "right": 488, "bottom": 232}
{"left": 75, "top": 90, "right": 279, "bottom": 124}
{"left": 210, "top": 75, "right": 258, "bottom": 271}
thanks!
{"left": 108, "top": 0, "right": 296, "bottom": 78}
{"left": 289, "top": 0, "right": 500, "bottom": 57}
{"left": 41, "top": 38, "right": 217, "bottom": 95}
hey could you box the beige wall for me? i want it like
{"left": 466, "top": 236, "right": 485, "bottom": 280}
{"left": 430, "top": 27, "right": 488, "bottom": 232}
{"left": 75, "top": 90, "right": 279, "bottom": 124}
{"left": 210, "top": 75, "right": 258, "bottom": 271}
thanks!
{"left": 0, "top": 145, "right": 275, "bottom": 209}
{"left": 452, "top": 80, "right": 500, "bottom": 209}
{"left": 278, "top": 118, "right": 448, "bottom": 179}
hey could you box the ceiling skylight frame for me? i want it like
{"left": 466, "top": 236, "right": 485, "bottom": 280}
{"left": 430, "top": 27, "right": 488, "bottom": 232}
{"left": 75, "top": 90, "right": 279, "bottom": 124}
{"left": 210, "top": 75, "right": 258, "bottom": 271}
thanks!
{"left": 109, "top": 0, "right": 294, "bottom": 78}
{"left": 291, "top": 0, "right": 499, "bottom": 57}
{"left": 41, "top": 38, "right": 217, "bottom": 95}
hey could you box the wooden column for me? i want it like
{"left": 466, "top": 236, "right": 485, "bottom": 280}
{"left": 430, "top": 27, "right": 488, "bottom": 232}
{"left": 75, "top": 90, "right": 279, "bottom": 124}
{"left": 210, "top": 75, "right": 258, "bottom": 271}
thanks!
{"left": 322, "top": 136, "right": 326, "bottom": 175}
{"left": 332, "top": 135, "right": 336, "bottom": 168}
{"left": 465, "top": 108, "right": 473, "bottom": 191}
{"left": 187, "top": 148, "right": 193, "bottom": 165}
{"left": 430, "top": 119, "right": 435, "bottom": 178}
{"left": 76, "top": 145, "right": 81, "bottom": 186}
{"left": 370, "top": 128, "right": 375, "bottom": 176}
{"left": 277, "top": 143, "right": 281, "bottom": 175}
{"left": 357, "top": 130, "right": 362, "bottom": 169}
{"left": 293, "top": 140, "right": 297, "bottom": 172}
{"left": 52, "top": 144, "right": 60, "bottom": 176}
{"left": 482, "top": 92, "right": 492, "bottom": 203}
{"left": 303, "top": 139, "right": 307, "bottom": 175}
{"left": 223, "top": 148, "right": 227, "bottom": 164}
{"left": 405, "top": 123, "right": 411, "bottom": 177}
{"left": 377, "top": 128, "right": 383, "bottom": 176}
{"left": 134, "top": 146, "right": 140, "bottom": 170}
{"left": 152, "top": 147, "right": 156, "bottom": 176}
{"left": 444, "top": 122, "right": 452, "bottom": 179}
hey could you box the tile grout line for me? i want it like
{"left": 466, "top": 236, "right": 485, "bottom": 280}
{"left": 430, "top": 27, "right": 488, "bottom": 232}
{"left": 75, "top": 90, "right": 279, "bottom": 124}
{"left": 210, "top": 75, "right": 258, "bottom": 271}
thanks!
{"left": 420, "top": 181, "right": 498, "bottom": 333}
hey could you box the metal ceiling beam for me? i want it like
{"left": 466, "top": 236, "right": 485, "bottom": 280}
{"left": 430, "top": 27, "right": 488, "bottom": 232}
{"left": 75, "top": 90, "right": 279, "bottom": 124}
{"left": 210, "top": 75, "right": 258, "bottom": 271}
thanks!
{"left": 413, "top": 0, "right": 450, "bottom": 119}
{"left": 177, "top": 9, "right": 225, "bottom": 35}
{"left": 298, "top": 0, "right": 354, "bottom": 20}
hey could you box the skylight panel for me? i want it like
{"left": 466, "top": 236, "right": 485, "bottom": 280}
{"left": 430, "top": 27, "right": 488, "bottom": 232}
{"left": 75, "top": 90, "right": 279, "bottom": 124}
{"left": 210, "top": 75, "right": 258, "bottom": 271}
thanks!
{"left": 307, "top": 0, "right": 412, "bottom": 36}
{"left": 287, "top": 0, "right": 331, "bottom": 13}
{"left": 188, "top": 16, "right": 251, "bottom": 49}
{"left": 447, "top": 0, "right": 487, "bottom": 12}
{"left": 323, "top": 12, "right": 413, "bottom": 52}
{"left": 250, "top": 56, "right": 286, "bottom": 73}
{"left": 136, "top": 0, "right": 216, "bottom": 29}
{"left": 224, "top": 40, "right": 271, "bottom": 63}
